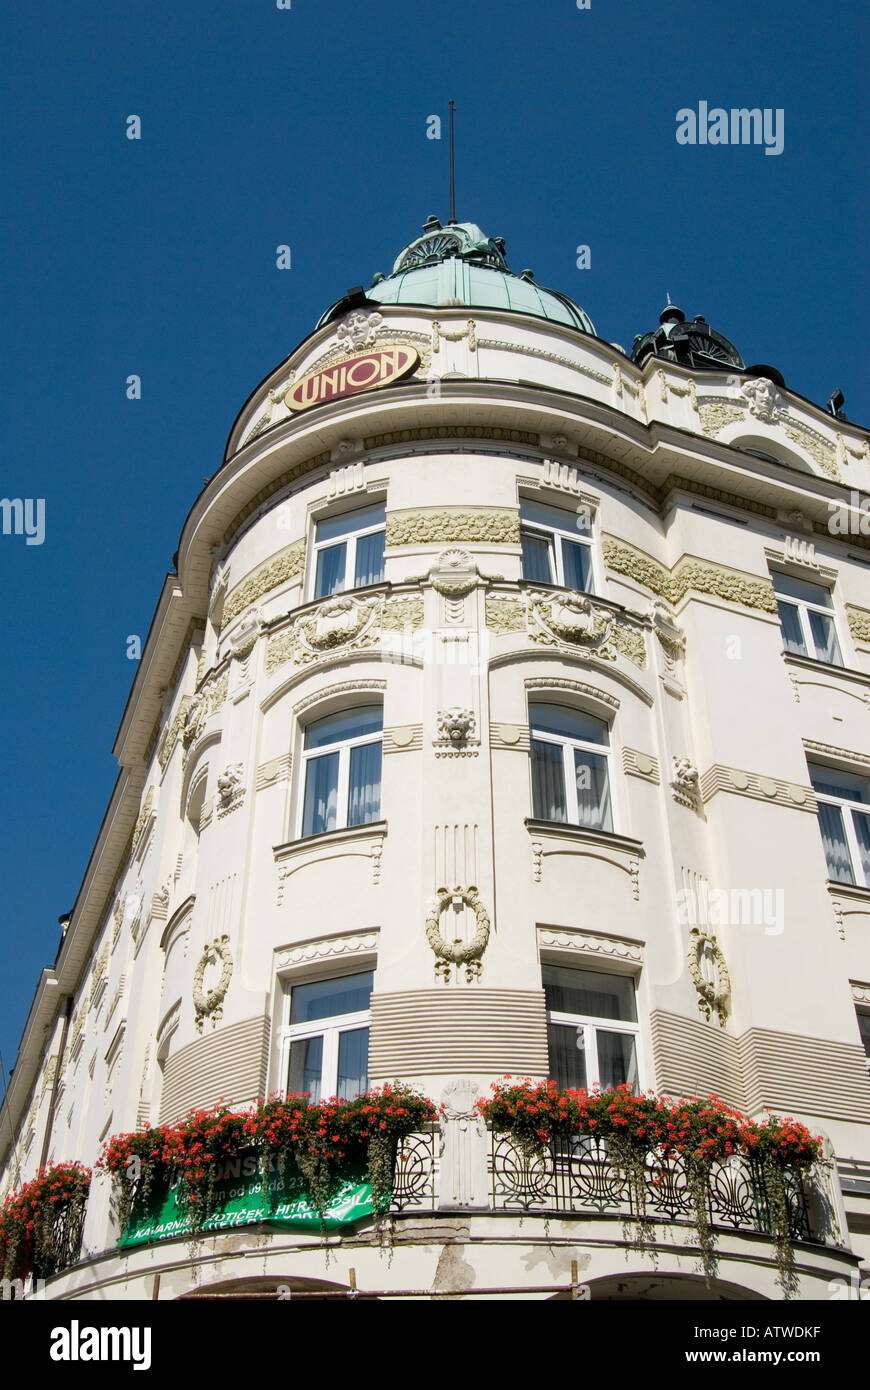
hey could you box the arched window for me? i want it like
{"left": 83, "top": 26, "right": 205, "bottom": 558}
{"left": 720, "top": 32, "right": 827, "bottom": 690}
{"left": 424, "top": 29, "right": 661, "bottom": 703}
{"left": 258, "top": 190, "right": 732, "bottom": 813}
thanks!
{"left": 529, "top": 702, "right": 612, "bottom": 831}
{"left": 299, "top": 706, "right": 383, "bottom": 837}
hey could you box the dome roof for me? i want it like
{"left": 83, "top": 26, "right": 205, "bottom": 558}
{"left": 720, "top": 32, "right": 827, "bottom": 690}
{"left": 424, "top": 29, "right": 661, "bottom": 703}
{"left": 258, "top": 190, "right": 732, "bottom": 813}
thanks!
{"left": 318, "top": 217, "right": 595, "bottom": 335}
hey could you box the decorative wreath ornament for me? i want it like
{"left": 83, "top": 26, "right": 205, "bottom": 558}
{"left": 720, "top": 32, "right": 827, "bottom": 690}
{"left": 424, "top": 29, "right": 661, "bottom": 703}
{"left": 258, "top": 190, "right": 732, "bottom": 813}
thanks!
{"left": 193, "top": 935, "right": 233, "bottom": 1033}
{"left": 688, "top": 927, "right": 730, "bottom": 1027}
{"left": 425, "top": 886, "right": 491, "bottom": 982}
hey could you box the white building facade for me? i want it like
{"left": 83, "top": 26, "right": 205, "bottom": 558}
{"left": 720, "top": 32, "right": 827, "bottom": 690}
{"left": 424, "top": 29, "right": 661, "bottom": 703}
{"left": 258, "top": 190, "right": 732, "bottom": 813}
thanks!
{"left": 3, "top": 219, "right": 870, "bottom": 1300}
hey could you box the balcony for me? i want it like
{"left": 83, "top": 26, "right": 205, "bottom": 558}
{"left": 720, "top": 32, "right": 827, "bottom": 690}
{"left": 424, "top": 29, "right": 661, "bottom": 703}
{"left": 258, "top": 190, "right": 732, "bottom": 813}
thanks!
{"left": 389, "top": 1127, "right": 845, "bottom": 1252}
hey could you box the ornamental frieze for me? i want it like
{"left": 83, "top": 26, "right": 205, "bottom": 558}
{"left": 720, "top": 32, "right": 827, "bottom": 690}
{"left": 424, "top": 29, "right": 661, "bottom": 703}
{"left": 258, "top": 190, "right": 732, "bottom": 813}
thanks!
{"left": 220, "top": 539, "right": 306, "bottom": 631}
{"left": 157, "top": 697, "right": 190, "bottom": 772}
{"left": 182, "top": 672, "right": 229, "bottom": 756}
{"left": 385, "top": 507, "right": 520, "bottom": 548}
{"left": 484, "top": 588, "right": 646, "bottom": 667}
{"left": 131, "top": 786, "right": 154, "bottom": 852}
{"left": 697, "top": 399, "right": 745, "bottom": 436}
{"left": 265, "top": 592, "right": 424, "bottom": 676}
{"left": 602, "top": 537, "right": 777, "bottom": 615}
{"left": 484, "top": 595, "right": 526, "bottom": 634}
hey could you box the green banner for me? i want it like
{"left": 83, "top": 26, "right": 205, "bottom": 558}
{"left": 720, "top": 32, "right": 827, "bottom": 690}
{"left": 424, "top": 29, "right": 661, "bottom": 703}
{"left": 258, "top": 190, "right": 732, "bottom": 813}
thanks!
{"left": 119, "top": 1149, "right": 373, "bottom": 1248}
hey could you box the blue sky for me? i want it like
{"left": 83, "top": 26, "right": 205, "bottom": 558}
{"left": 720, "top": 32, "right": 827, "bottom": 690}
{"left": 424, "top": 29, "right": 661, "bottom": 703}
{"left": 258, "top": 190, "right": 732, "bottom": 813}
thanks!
{"left": 1, "top": 0, "right": 867, "bottom": 1076}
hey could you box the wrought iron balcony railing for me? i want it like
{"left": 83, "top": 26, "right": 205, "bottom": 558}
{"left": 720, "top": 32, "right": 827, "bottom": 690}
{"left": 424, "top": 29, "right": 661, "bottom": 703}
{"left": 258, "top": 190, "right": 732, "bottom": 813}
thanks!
{"left": 489, "top": 1132, "right": 841, "bottom": 1246}
{"left": 386, "top": 1128, "right": 844, "bottom": 1251}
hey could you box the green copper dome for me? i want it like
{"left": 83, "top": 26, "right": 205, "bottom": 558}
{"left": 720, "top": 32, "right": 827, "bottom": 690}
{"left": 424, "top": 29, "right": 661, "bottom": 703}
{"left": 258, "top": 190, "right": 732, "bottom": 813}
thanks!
{"left": 318, "top": 217, "right": 596, "bottom": 335}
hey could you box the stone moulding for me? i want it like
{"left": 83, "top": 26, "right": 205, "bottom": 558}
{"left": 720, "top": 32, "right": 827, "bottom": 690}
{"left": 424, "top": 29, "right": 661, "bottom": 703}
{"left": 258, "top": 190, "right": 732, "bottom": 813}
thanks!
{"left": 526, "top": 820, "right": 642, "bottom": 900}
{"left": 524, "top": 674, "right": 620, "bottom": 710}
{"left": 255, "top": 753, "right": 293, "bottom": 790}
{"left": 384, "top": 723, "right": 424, "bottom": 754}
{"left": 385, "top": 507, "right": 520, "bottom": 548}
{"left": 699, "top": 763, "right": 815, "bottom": 812}
{"left": 827, "top": 881, "right": 870, "bottom": 943}
{"left": 802, "top": 737, "right": 870, "bottom": 772}
{"left": 602, "top": 536, "right": 778, "bottom": 615}
{"left": 623, "top": 748, "right": 660, "bottom": 782}
{"left": 274, "top": 822, "right": 387, "bottom": 903}
{"left": 221, "top": 539, "right": 307, "bottom": 632}
{"left": 537, "top": 924, "right": 644, "bottom": 966}
{"left": 274, "top": 929, "right": 379, "bottom": 973}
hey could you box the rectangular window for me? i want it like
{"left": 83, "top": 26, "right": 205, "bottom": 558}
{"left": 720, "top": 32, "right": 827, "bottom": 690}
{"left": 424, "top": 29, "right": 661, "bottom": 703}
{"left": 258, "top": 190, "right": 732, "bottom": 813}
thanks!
{"left": 285, "top": 971, "right": 373, "bottom": 1102}
{"left": 543, "top": 964, "right": 639, "bottom": 1091}
{"left": 808, "top": 765, "right": 870, "bottom": 887}
{"left": 520, "top": 499, "right": 594, "bottom": 593}
{"left": 772, "top": 572, "right": 843, "bottom": 666}
{"left": 313, "top": 504, "right": 386, "bottom": 599}
{"left": 857, "top": 1009, "right": 870, "bottom": 1075}
{"left": 300, "top": 706, "right": 383, "bottom": 837}
{"left": 529, "top": 702, "right": 613, "bottom": 832}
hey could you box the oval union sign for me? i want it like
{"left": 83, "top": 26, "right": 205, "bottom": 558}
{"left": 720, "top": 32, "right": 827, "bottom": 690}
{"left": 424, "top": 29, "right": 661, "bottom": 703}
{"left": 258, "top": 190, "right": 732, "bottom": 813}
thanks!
{"left": 284, "top": 345, "right": 420, "bottom": 413}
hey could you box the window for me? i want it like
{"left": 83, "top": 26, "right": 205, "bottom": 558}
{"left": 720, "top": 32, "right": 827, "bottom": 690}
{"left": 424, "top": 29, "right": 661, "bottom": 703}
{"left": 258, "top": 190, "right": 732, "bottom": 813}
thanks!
{"left": 284, "top": 972, "right": 372, "bottom": 1102}
{"left": 809, "top": 764, "right": 870, "bottom": 887}
{"left": 529, "top": 702, "right": 613, "bottom": 832}
{"left": 543, "top": 965, "right": 639, "bottom": 1091}
{"left": 520, "top": 499, "right": 594, "bottom": 592}
{"left": 312, "top": 503, "right": 385, "bottom": 599}
{"left": 300, "top": 706, "right": 383, "bottom": 837}
{"left": 773, "top": 572, "right": 842, "bottom": 666}
{"left": 857, "top": 1009, "right": 870, "bottom": 1075}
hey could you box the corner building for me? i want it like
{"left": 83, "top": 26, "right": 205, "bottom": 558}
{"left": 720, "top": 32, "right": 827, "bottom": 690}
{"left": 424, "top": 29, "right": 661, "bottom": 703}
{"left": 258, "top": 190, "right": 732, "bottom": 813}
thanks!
{"left": 4, "top": 218, "right": 870, "bottom": 1300}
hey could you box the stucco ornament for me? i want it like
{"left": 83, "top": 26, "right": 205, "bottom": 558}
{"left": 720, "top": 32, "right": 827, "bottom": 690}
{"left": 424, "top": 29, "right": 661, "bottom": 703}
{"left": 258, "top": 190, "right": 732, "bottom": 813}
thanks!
{"left": 183, "top": 695, "right": 206, "bottom": 749}
{"left": 671, "top": 756, "right": 701, "bottom": 808}
{"left": 428, "top": 548, "right": 479, "bottom": 597}
{"left": 302, "top": 595, "right": 378, "bottom": 653}
{"left": 650, "top": 598, "right": 685, "bottom": 658}
{"left": 425, "top": 886, "right": 491, "bottom": 982}
{"left": 740, "top": 376, "right": 783, "bottom": 422}
{"left": 216, "top": 763, "right": 245, "bottom": 816}
{"left": 529, "top": 590, "right": 614, "bottom": 653}
{"left": 436, "top": 708, "right": 476, "bottom": 745}
{"left": 688, "top": 927, "right": 731, "bottom": 1026}
{"left": 193, "top": 935, "right": 233, "bottom": 1033}
{"left": 336, "top": 309, "right": 383, "bottom": 352}
{"left": 229, "top": 610, "right": 262, "bottom": 660}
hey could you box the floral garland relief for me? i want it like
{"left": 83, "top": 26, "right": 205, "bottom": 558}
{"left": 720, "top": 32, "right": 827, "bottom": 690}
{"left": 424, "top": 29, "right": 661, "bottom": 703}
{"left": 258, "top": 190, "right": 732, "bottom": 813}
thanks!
{"left": 425, "top": 886, "right": 491, "bottom": 982}
{"left": 192, "top": 936, "right": 233, "bottom": 1034}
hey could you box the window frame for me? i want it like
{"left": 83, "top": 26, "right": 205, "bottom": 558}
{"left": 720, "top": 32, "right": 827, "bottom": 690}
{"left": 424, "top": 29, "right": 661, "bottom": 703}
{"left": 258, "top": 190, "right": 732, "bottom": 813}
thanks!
{"left": 543, "top": 965, "right": 643, "bottom": 1092}
{"left": 808, "top": 762, "right": 870, "bottom": 888}
{"left": 297, "top": 705, "right": 384, "bottom": 840}
{"left": 279, "top": 970, "right": 373, "bottom": 1103}
{"left": 772, "top": 570, "right": 843, "bottom": 667}
{"left": 856, "top": 1007, "right": 870, "bottom": 1075}
{"left": 519, "top": 498, "right": 597, "bottom": 594}
{"left": 308, "top": 502, "right": 386, "bottom": 602}
{"left": 528, "top": 701, "right": 615, "bottom": 833}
